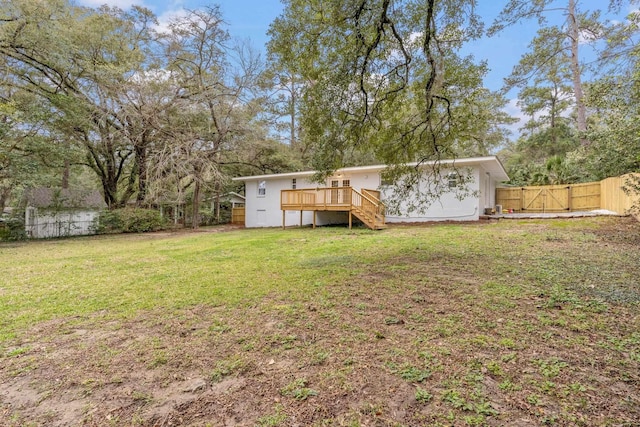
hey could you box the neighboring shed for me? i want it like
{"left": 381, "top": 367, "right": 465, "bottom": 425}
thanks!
{"left": 24, "top": 188, "right": 107, "bottom": 238}
{"left": 223, "top": 192, "right": 246, "bottom": 208}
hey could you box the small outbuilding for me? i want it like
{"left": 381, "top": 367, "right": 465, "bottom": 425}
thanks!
{"left": 24, "top": 188, "right": 106, "bottom": 238}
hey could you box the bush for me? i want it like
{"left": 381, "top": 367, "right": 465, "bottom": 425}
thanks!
{"left": 95, "top": 208, "right": 167, "bottom": 234}
{"left": 0, "top": 215, "right": 27, "bottom": 241}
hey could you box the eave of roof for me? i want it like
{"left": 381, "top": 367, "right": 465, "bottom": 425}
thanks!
{"left": 232, "top": 156, "right": 509, "bottom": 182}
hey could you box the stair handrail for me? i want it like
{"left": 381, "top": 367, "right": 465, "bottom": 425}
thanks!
{"left": 350, "top": 188, "right": 385, "bottom": 226}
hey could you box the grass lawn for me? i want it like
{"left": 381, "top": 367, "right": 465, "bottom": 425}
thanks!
{"left": 0, "top": 217, "right": 639, "bottom": 426}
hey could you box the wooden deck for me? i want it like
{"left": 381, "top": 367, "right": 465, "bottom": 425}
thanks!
{"left": 281, "top": 187, "right": 386, "bottom": 230}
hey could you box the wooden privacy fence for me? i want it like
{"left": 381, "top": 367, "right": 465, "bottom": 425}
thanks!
{"left": 231, "top": 207, "right": 245, "bottom": 225}
{"left": 496, "top": 174, "right": 639, "bottom": 215}
{"left": 600, "top": 174, "right": 639, "bottom": 215}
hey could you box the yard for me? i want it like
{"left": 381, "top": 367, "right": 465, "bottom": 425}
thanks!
{"left": 0, "top": 217, "right": 639, "bottom": 426}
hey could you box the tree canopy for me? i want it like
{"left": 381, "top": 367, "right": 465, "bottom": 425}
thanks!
{"left": 1, "top": 0, "right": 639, "bottom": 221}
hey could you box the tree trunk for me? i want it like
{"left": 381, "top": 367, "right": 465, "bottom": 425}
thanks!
{"left": 568, "top": 0, "right": 588, "bottom": 145}
{"left": 290, "top": 77, "right": 296, "bottom": 147}
{"left": 192, "top": 180, "right": 201, "bottom": 230}
{"left": 0, "top": 186, "right": 10, "bottom": 213}
{"left": 62, "top": 159, "right": 70, "bottom": 189}
{"left": 135, "top": 139, "right": 147, "bottom": 205}
{"left": 215, "top": 192, "right": 220, "bottom": 224}
{"left": 550, "top": 91, "right": 557, "bottom": 146}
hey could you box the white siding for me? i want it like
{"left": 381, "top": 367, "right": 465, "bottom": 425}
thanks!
{"left": 242, "top": 168, "right": 489, "bottom": 227}
{"left": 26, "top": 208, "right": 100, "bottom": 238}
{"left": 324, "top": 170, "right": 381, "bottom": 191}
{"left": 245, "top": 177, "right": 317, "bottom": 228}
{"left": 382, "top": 167, "right": 481, "bottom": 223}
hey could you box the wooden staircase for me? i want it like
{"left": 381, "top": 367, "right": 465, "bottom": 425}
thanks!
{"left": 350, "top": 188, "right": 386, "bottom": 230}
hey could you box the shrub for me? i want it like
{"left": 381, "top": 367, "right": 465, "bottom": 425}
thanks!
{"left": 0, "top": 214, "right": 27, "bottom": 241}
{"left": 95, "top": 208, "right": 167, "bottom": 234}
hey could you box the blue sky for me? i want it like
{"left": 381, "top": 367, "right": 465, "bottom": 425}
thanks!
{"left": 78, "top": 0, "right": 629, "bottom": 137}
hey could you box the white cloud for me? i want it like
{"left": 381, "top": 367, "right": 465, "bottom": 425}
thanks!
{"left": 155, "top": 7, "right": 190, "bottom": 34}
{"left": 77, "top": 0, "right": 189, "bottom": 34}
{"left": 503, "top": 98, "right": 527, "bottom": 138}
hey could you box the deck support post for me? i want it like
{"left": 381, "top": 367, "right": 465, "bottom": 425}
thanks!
{"left": 282, "top": 210, "right": 285, "bottom": 229}
{"left": 313, "top": 211, "right": 316, "bottom": 229}
{"left": 349, "top": 210, "right": 352, "bottom": 229}
{"left": 299, "top": 210, "right": 303, "bottom": 227}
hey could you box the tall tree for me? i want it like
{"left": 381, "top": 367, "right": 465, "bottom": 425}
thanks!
{"left": 490, "top": 0, "right": 606, "bottom": 146}
{"left": 151, "top": 7, "right": 265, "bottom": 228}
{"left": 0, "top": 0, "right": 156, "bottom": 207}
{"left": 575, "top": 7, "right": 640, "bottom": 180}
{"left": 268, "top": 0, "right": 511, "bottom": 212}
{"left": 264, "top": 20, "right": 310, "bottom": 166}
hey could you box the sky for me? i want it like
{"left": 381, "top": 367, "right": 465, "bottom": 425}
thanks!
{"left": 77, "top": 0, "right": 629, "bottom": 138}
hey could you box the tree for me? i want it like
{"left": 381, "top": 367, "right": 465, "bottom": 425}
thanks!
{"left": 490, "top": 0, "right": 606, "bottom": 146}
{"left": 564, "top": 3, "right": 640, "bottom": 182}
{"left": 0, "top": 84, "right": 71, "bottom": 210}
{"left": 268, "top": 0, "right": 512, "bottom": 212}
{"left": 0, "top": 0, "right": 157, "bottom": 207}
{"left": 147, "top": 7, "right": 269, "bottom": 228}
{"left": 261, "top": 62, "right": 309, "bottom": 164}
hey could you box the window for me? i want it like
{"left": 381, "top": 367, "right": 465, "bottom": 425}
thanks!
{"left": 292, "top": 178, "right": 297, "bottom": 189}
{"left": 258, "top": 180, "right": 266, "bottom": 196}
{"left": 447, "top": 172, "right": 458, "bottom": 189}
{"left": 342, "top": 179, "right": 350, "bottom": 187}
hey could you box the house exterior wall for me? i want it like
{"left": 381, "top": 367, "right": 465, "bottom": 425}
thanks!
{"left": 382, "top": 167, "right": 482, "bottom": 223}
{"left": 245, "top": 176, "right": 315, "bottom": 228}
{"left": 242, "top": 166, "right": 496, "bottom": 227}
{"left": 478, "top": 166, "right": 499, "bottom": 212}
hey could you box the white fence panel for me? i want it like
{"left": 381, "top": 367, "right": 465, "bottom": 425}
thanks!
{"left": 25, "top": 209, "right": 100, "bottom": 238}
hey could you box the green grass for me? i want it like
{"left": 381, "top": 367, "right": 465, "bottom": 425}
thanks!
{"left": 0, "top": 228, "right": 376, "bottom": 340}
{"left": 1, "top": 217, "right": 639, "bottom": 426}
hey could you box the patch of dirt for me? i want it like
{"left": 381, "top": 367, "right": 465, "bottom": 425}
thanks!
{"left": 591, "top": 215, "right": 640, "bottom": 246}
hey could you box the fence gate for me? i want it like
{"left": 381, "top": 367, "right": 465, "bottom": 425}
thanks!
{"left": 496, "top": 181, "right": 602, "bottom": 213}
{"left": 231, "top": 207, "right": 245, "bottom": 225}
{"left": 522, "top": 187, "right": 570, "bottom": 212}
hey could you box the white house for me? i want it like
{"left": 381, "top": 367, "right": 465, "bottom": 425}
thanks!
{"left": 232, "top": 156, "right": 509, "bottom": 229}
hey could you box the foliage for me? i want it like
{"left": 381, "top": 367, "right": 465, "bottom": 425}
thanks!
{"left": 496, "top": 1, "right": 640, "bottom": 189}
{"left": 95, "top": 208, "right": 166, "bottom": 234}
{"left": 0, "top": 1, "right": 301, "bottom": 219}
{"left": 268, "top": 0, "right": 513, "bottom": 211}
{"left": 0, "top": 213, "right": 26, "bottom": 241}
{"left": 623, "top": 174, "right": 640, "bottom": 214}
{"left": 0, "top": 0, "right": 157, "bottom": 207}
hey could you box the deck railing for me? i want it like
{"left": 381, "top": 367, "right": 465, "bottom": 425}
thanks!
{"left": 281, "top": 187, "right": 385, "bottom": 228}
{"left": 281, "top": 187, "right": 353, "bottom": 210}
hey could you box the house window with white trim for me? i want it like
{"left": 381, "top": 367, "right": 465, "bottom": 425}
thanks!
{"left": 292, "top": 179, "right": 297, "bottom": 189}
{"left": 258, "top": 180, "right": 266, "bottom": 197}
{"left": 447, "top": 172, "right": 458, "bottom": 189}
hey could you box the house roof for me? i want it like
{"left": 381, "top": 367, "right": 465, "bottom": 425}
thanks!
{"left": 232, "top": 156, "right": 509, "bottom": 182}
{"left": 203, "top": 192, "right": 246, "bottom": 202}
{"left": 25, "top": 188, "right": 107, "bottom": 209}
{"left": 226, "top": 192, "right": 246, "bottom": 201}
